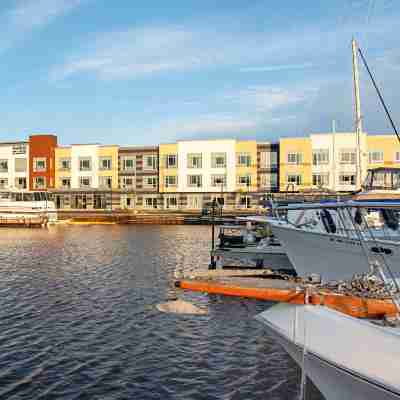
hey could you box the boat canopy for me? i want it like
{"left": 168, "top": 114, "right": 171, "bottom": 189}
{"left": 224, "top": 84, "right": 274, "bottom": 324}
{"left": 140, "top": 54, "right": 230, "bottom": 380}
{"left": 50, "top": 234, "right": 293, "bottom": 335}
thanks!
{"left": 363, "top": 167, "right": 400, "bottom": 191}
{"left": 275, "top": 199, "right": 400, "bottom": 210}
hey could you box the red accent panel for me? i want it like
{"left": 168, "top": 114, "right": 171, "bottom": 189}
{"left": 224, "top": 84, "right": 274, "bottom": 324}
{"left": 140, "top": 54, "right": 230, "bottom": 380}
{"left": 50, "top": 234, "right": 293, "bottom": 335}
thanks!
{"left": 29, "top": 135, "right": 58, "bottom": 191}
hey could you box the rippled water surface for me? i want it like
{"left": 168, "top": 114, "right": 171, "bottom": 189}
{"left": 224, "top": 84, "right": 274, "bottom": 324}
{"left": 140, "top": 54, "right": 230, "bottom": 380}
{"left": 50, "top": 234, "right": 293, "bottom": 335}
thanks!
{"left": 0, "top": 225, "right": 323, "bottom": 399}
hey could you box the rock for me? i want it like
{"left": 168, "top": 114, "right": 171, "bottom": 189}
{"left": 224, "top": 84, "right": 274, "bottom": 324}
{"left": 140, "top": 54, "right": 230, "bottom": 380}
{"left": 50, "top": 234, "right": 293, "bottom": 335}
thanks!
{"left": 156, "top": 299, "right": 208, "bottom": 315}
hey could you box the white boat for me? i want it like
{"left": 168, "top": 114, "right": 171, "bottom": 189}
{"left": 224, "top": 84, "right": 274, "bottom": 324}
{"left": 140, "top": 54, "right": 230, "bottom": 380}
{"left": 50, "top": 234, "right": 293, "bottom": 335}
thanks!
{"left": 0, "top": 190, "right": 57, "bottom": 223}
{"left": 266, "top": 200, "right": 400, "bottom": 281}
{"left": 256, "top": 302, "right": 400, "bottom": 400}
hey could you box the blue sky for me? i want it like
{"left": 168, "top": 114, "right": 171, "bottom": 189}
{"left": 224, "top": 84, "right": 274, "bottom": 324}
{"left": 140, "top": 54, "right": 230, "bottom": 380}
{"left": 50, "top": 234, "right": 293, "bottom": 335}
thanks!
{"left": 0, "top": 0, "right": 399, "bottom": 145}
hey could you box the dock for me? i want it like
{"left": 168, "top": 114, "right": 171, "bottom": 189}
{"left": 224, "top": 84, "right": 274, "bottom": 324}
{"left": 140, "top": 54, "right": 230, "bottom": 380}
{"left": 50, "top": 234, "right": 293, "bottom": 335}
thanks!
{"left": 0, "top": 215, "right": 48, "bottom": 228}
{"left": 175, "top": 272, "right": 398, "bottom": 319}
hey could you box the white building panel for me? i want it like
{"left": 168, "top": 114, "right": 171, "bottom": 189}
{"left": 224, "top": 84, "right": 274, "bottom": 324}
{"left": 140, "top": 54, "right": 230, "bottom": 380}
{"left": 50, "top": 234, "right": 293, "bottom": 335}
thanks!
{"left": 70, "top": 145, "right": 99, "bottom": 189}
{"left": 177, "top": 140, "right": 237, "bottom": 193}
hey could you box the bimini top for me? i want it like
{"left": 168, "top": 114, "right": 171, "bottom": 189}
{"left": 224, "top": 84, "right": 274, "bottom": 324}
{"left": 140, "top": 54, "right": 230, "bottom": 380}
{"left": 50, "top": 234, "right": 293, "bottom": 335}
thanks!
{"left": 275, "top": 199, "right": 400, "bottom": 210}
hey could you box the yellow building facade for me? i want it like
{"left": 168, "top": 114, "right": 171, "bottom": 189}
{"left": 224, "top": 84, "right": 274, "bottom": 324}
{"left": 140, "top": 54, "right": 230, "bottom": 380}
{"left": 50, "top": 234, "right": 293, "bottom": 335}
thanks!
{"left": 367, "top": 135, "right": 400, "bottom": 169}
{"left": 235, "top": 140, "right": 258, "bottom": 192}
{"left": 279, "top": 137, "right": 312, "bottom": 191}
{"left": 158, "top": 143, "right": 178, "bottom": 193}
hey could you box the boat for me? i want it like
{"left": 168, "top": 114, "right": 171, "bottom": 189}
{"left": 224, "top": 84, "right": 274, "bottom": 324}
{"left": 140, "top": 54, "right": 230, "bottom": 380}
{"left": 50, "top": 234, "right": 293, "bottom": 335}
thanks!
{"left": 215, "top": 221, "right": 295, "bottom": 274}
{"left": 0, "top": 190, "right": 57, "bottom": 225}
{"left": 256, "top": 302, "right": 400, "bottom": 400}
{"left": 256, "top": 202, "right": 400, "bottom": 399}
{"left": 266, "top": 200, "right": 400, "bottom": 281}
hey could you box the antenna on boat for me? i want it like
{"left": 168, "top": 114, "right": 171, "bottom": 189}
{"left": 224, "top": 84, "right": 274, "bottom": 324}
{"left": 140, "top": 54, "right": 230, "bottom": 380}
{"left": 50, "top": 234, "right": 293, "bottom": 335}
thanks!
{"left": 352, "top": 38, "right": 363, "bottom": 190}
{"left": 357, "top": 46, "right": 400, "bottom": 145}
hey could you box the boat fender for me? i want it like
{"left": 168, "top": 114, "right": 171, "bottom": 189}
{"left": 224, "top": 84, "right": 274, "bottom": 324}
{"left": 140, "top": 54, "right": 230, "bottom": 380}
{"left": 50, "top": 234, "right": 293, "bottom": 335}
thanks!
{"left": 320, "top": 209, "right": 337, "bottom": 234}
{"left": 380, "top": 209, "right": 399, "bottom": 231}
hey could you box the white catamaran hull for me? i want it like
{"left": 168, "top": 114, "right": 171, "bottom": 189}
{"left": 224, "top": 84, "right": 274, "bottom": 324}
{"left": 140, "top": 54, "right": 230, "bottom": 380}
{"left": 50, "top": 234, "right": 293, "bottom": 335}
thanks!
{"left": 256, "top": 303, "right": 400, "bottom": 400}
{"left": 270, "top": 223, "right": 400, "bottom": 281}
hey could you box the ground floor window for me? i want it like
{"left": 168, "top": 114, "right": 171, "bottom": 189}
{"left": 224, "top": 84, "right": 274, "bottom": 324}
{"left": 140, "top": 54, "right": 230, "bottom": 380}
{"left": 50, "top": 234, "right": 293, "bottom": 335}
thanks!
{"left": 238, "top": 196, "right": 251, "bottom": 209}
{"left": 339, "top": 174, "right": 355, "bottom": 185}
{"left": 187, "top": 195, "right": 202, "bottom": 209}
{"left": 15, "top": 177, "right": 27, "bottom": 189}
{"left": 287, "top": 174, "right": 302, "bottom": 185}
{"left": 144, "top": 196, "right": 157, "bottom": 208}
{"left": 312, "top": 173, "right": 329, "bottom": 187}
{"left": 164, "top": 196, "right": 178, "bottom": 209}
{"left": 71, "top": 194, "right": 88, "bottom": 209}
{"left": 93, "top": 194, "right": 108, "bottom": 209}
{"left": 120, "top": 194, "right": 135, "bottom": 209}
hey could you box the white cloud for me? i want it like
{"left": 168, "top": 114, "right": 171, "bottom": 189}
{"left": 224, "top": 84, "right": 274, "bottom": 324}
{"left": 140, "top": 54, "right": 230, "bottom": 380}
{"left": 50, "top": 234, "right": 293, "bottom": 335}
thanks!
{"left": 0, "top": 0, "right": 85, "bottom": 51}
{"left": 239, "top": 63, "right": 314, "bottom": 73}
{"left": 49, "top": 10, "right": 400, "bottom": 81}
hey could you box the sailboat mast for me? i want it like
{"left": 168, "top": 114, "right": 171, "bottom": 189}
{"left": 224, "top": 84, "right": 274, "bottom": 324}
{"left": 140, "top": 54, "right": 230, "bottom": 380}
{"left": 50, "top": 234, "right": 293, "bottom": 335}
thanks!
{"left": 352, "top": 38, "right": 363, "bottom": 189}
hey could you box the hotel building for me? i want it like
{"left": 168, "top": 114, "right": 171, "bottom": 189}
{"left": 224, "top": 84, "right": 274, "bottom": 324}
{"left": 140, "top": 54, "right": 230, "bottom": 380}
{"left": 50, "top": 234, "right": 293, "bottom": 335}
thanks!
{"left": 0, "top": 131, "right": 399, "bottom": 210}
{"left": 53, "top": 144, "right": 119, "bottom": 210}
{"left": 118, "top": 146, "right": 159, "bottom": 209}
{"left": 158, "top": 139, "right": 259, "bottom": 210}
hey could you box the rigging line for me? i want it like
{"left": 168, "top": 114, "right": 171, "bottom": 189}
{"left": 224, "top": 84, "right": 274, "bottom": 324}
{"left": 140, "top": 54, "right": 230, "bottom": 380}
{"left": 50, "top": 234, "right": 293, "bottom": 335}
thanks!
{"left": 357, "top": 47, "right": 400, "bottom": 145}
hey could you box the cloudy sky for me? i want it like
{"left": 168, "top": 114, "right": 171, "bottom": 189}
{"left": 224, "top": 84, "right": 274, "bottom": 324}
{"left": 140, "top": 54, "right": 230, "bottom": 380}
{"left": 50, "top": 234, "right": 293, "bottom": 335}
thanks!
{"left": 0, "top": 0, "right": 399, "bottom": 145}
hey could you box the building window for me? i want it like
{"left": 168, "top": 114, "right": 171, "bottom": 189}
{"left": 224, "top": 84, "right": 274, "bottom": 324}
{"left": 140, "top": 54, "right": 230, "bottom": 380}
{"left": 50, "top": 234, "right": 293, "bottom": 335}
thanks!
{"left": 165, "top": 175, "right": 177, "bottom": 187}
{"left": 339, "top": 174, "right": 356, "bottom": 185}
{"left": 14, "top": 158, "right": 27, "bottom": 173}
{"left": 187, "top": 195, "right": 202, "bottom": 209}
{"left": 165, "top": 196, "right": 178, "bottom": 209}
{"left": 312, "top": 149, "right": 329, "bottom": 165}
{"left": 79, "top": 176, "right": 91, "bottom": 188}
{"left": 211, "top": 174, "right": 226, "bottom": 187}
{"left": 187, "top": 153, "right": 202, "bottom": 169}
{"left": 33, "top": 157, "right": 47, "bottom": 172}
{"left": 260, "top": 151, "right": 277, "bottom": 168}
{"left": 79, "top": 158, "right": 92, "bottom": 171}
{"left": 395, "top": 152, "right": 400, "bottom": 163}
{"left": 287, "top": 174, "right": 302, "bottom": 185}
{"left": 0, "top": 159, "right": 8, "bottom": 173}
{"left": 237, "top": 153, "right": 252, "bottom": 167}
{"left": 165, "top": 154, "right": 177, "bottom": 168}
{"left": 238, "top": 196, "right": 251, "bottom": 209}
{"left": 33, "top": 176, "right": 46, "bottom": 189}
{"left": 122, "top": 157, "right": 135, "bottom": 171}
{"left": 187, "top": 175, "right": 202, "bottom": 187}
{"left": 211, "top": 153, "right": 226, "bottom": 168}
{"left": 368, "top": 151, "right": 383, "bottom": 164}
{"left": 99, "top": 176, "right": 112, "bottom": 189}
{"left": 12, "top": 144, "right": 27, "bottom": 154}
{"left": 121, "top": 176, "right": 134, "bottom": 189}
{"left": 287, "top": 152, "right": 303, "bottom": 164}
{"left": 99, "top": 157, "right": 112, "bottom": 170}
{"left": 144, "top": 176, "right": 158, "bottom": 188}
{"left": 60, "top": 177, "right": 71, "bottom": 188}
{"left": 144, "top": 155, "right": 158, "bottom": 170}
{"left": 15, "top": 177, "right": 27, "bottom": 189}
{"left": 144, "top": 196, "right": 157, "bottom": 208}
{"left": 339, "top": 149, "right": 356, "bottom": 164}
{"left": 312, "top": 173, "right": 329, "bottom": 186}
{"left": 237, "top": 175, "right": 251, "bottom": 187}
{"left": 0, "top": 178, "right": 8, "bottom": 189}
{"left": 59, "top": 158, "right": 71, "bottom": 170}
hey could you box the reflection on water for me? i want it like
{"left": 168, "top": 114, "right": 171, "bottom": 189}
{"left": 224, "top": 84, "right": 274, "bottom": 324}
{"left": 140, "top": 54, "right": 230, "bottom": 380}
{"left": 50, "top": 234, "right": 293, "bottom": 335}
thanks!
{"left": 0, "top": 225, "right": 323, "bottom": 399}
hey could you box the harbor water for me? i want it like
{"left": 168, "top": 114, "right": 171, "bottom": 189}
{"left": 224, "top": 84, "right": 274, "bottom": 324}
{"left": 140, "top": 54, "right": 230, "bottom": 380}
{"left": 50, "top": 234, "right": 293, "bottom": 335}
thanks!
{"left": 0, "top": 225, "right": 323, "bottom": 399}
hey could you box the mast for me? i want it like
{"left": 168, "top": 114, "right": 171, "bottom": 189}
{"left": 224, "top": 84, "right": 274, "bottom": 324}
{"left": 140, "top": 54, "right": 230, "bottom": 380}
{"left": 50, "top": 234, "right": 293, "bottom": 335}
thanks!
{"left": 352, "top": 38, "right": 363, "bottom": 189}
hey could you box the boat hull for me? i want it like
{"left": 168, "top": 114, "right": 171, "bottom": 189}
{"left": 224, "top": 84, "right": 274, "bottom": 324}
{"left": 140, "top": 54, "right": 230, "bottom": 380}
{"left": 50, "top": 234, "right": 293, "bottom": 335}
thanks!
{"left": 256, "top": 304, "right": 400, "bottom": 400}
{"left": 270, "top": 223, "right": 400, "bottom": 280}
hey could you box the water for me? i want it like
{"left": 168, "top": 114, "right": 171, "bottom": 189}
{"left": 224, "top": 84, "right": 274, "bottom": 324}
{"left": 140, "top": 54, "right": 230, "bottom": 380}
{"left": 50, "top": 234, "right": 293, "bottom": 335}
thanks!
{"left": 0, "top": 225, "right": 323, "bottom": 399}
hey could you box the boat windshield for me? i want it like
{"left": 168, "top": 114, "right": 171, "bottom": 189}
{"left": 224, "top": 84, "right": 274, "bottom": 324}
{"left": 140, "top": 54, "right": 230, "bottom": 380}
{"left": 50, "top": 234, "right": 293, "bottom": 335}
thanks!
{"left": 363, "top": 169, "right": 400, "bottom": 191}
{"left": 1, "top": 192, "right": 49, "bottom": 202}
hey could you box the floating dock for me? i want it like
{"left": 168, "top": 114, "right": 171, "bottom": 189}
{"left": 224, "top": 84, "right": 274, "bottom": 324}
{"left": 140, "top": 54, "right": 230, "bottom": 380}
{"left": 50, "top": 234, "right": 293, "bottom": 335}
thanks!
{"left": 175, "top": 273, "right": 398, "bottom": 319}
{"left": 0, "top": 215, "right": 47, "bottom": 228}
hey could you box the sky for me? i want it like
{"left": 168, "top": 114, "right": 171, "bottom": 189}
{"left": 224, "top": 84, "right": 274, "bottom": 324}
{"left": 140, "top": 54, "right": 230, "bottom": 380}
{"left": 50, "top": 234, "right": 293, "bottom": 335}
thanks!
{"left": 0, "top": 0, "right": 399, "bottom": 146}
